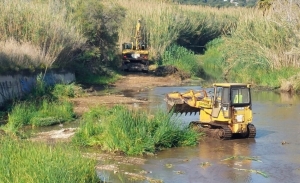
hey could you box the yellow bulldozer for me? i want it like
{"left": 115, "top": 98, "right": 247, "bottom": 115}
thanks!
{"left": 121, "top": 19, "right": 149, "bottom": 72}
{"left": 165, "top": 83, "right": 256, "bottom": 139}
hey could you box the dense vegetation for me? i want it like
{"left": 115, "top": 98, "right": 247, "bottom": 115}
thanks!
{"left": 73, "top": 105, "right": 200, "bottom": 155}
{"left": 202, "top": 0, "right": 300, "bottom": 89}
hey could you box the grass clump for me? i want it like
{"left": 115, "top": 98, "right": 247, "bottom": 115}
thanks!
{"left": 73, "top": 105, "right": 199, "bottom": 155}
{"left": 4, "top": 99, "right": 75, "bottom": 134}
{"left": 0, "top": 137, "right": 99, "bottom": 183}
{"left": 52, "top": 83, "right": 84, "bottom": 99}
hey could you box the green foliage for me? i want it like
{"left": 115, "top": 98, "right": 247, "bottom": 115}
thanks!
{"left": 202, "top": 6, "right": 300, "bottom": 86}
{"left": 52, "top": 83, "right": 84, "bottom": 99}
{"left": 0, "top": 137, "right": 99, "bottom": 183}
{"left": 76, "top": 71, "right": 120, "bottom": 85}
{"left": 5, "top": 99, "right": 75, "bottom": 134}
{"left": 71, "top": 0, "right": 126, "bottom": 75}
{"left": 201, "top": 38, "right": 225, "bottom": 81}
{"left": 160, "top": 44, "right": 203, "bottom": 77}
{"left": 73, "top": 105, "right": 199, "bottom": 155}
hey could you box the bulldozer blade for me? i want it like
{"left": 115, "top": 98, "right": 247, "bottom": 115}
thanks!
{"left": 167, "top": 102, "right": 199, "bottom": 115}
{"left": 165, "top": 93, "right": 200, "bottom": 115}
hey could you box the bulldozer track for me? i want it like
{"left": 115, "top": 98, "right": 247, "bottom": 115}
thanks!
{"left": 216, "top": 125, "right": 232, "bottom": 140}
{"left": 189, "top": 122, "right": 233, "bottom": 140}
{"left": 247, "top": 124, "right": 256, "bottom": 138}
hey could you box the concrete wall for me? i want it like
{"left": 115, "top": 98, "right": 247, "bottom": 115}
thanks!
{"left": 0, "top": 70, "right": 75, "bottom": 106}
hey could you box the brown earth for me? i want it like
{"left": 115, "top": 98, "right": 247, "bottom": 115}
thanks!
{"left": 71, "top": 73, "right": 183, "bottom": 115}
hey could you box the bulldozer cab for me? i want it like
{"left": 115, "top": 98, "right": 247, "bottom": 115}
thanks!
{"left": 212, "top": 83, "right": 251, "bottom": 119}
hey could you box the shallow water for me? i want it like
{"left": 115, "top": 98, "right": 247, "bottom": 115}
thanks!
{"left": 100, "top": 86, "right": 300, "bottom": 183}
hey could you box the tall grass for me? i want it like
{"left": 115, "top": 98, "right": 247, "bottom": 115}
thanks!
{"left": 110, "top": 0, "right": 242, "bottom": 60}
{"left": 201, "top": 0, "right": 300, "bottom": 88}
{"left": 0, "top": 0, "right": 84, "bottom": 72}
{"left": 0, "top": 137, "right": 99, "bottom": 183}
{"left": 73, "top": 105, "right": 199, "bottom": 155}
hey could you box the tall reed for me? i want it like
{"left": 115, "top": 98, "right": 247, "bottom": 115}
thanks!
{"left": 109, "top": 0, "right": 242, "bottom": 60}
{"left": 202, "top": 0, "right": 300, "bottom": 87}
{"left": 0, "top": 0, "right": 84, "bottom": 71}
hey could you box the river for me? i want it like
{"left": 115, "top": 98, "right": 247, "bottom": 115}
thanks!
{"left": 98, "top": 86, "right": 300, "bottom": 183}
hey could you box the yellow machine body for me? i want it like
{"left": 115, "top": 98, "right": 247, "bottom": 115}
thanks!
{"left": 165, "top": 83, "right": 256, "bottom": 139}
{"left": 121, "top": 19, "right": 149, "bottom": 72}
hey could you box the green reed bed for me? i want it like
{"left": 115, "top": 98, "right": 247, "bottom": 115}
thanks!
{"left": 4, "top": 99, "right": 75, "bottom": 134}
{"left": 0, "top": 137, "right": 99, "bottom": 183}
{"left": 73, "top": 105, "right": 199, "bottom": 155}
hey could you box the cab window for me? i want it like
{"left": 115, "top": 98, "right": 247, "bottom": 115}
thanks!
{"left": 231, "top": 87, "right": 250, "bottom": 104}
{"left": 222, "top": 87, "right": 230, "bottom": 104}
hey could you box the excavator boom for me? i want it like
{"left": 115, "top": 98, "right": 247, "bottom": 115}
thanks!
{"left": 121, "top": 19, "right": 149, "bottom": 72}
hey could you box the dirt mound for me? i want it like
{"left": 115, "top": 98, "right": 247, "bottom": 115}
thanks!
{"left": 154, "top": 65, "right": 191, "bottom": 80}
{"left": 154, "top": 65, "right": 178, "bottom": 76}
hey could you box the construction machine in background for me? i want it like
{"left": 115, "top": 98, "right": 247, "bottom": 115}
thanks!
{"left": 165, "top": 83, "right": 256, "bottom": 139}
{"left": 121, "top": 19, "right": 149, "bottom": 72}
